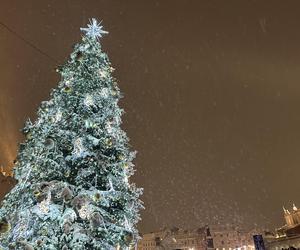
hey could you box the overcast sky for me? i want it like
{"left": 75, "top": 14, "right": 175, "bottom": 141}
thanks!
{"left": 1, "top": 0, "right": 300, "bottom": 233}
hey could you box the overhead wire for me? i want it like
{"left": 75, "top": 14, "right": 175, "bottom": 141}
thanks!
{"left": 0, "top": 20, "right": 59, "bottom": 64}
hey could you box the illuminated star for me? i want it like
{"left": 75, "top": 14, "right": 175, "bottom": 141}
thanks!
{"left": 80, "top": 18, "right": 108, "bottom": 39}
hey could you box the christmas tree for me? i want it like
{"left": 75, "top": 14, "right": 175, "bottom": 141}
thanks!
{"left": 0, "top": 19, "right": 143, "bottom": 250}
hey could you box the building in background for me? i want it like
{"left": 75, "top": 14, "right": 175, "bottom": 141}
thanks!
{"left": 264, "top": 204, "right": 300, "bottom": 250}
{"left": 210, "top": 224, "right": 257, "bottom": 250}
{"left": 283, "top": 204, "right": 300, "bottom": 229}
{"left": 137, "top": 225, "right": 214, "bottom": 250}
{"left": 253, "top": 235, "right": 266, "bottom": 250}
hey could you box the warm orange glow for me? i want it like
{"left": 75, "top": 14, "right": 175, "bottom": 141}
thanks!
{"left": 0, "top": 144, "right": 16, "bottom": 177}
{"left": 0, "top": 77, "right": 18, "bottom": 176}
{"left": 0, "top": 137, "right": 17, "bottom": 176}
{"left": 0, "top": 166, "right": 13, "bottom": 177}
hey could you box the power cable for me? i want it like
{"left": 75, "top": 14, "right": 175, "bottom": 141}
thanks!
{"left": 0, "top": 20, "right": 59, "bottom": 63}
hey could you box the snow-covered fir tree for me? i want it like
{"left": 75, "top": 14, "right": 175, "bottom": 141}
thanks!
{"left": 0, "top": 19, "right": 143, "bottom": 250}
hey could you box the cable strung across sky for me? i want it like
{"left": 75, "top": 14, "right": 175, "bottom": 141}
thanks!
{"left": 0, "top": 20, "right": 58, "bottom": 63}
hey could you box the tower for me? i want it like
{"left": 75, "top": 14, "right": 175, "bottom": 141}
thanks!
{"left": 206, "top": 226, "right": 215, "bottom": 250}
{"left": 283, "top": 204, "right": 300, "bottom": 227}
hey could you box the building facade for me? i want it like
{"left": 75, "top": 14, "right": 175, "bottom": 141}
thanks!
{"left": 210, "top": 225, "right": 256, "bottom": 250}
{"left": 137, "top": 226, "right": 214, "bottom": 250}
{"left": 264, "top": 204, "right": 300, "bottom": 250}
{"left": 283, "top": 204, "right": 300, "bottom": 229}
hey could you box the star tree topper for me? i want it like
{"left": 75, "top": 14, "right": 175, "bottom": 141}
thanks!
{"left": 80, "top": 18, "right": 108, "bottom": 39}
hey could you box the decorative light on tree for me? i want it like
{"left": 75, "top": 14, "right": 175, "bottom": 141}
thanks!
{"left": 105, "top": 120, "right": 113, "bottom": 134}
{"left": 100, "top": 87, "right": 109, "bottom": 98}
{"left": 38, "top": 191, "right": 51, "bottom": 214}
{"left": 55, "top": 110, "right": 62, "bottom": 122}
{"left": 72, "top": 138, "right": 86, "bottom": 157}
{"left": 83, "top": 94, "right": 95, "bottom": 107}
{"left": 80, "top": 18, "right": 108, "bottom": 40}
{"left": 99, "top": 68, "right": 109, "bottom": 78}
{"left": 78, "top": 204, "right": 90, "bottom": 220}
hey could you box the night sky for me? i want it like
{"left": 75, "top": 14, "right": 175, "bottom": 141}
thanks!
{"left": 1, "top": 0, "right": 300, "bottom": 233}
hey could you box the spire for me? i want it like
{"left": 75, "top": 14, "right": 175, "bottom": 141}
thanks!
{"left": 283, "top": 206, "right": 287, "bottom": 214}
{"left": 293, "top": 203, "right": 298, "bottom": 211}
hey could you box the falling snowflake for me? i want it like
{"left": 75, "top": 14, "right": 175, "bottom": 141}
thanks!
{"left": 80, "top": 18, "right": 108, "bottom": 40}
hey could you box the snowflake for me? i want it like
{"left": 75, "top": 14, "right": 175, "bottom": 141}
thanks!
{"left": 80, "top": 18, "right": 108, "bottom": 40}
